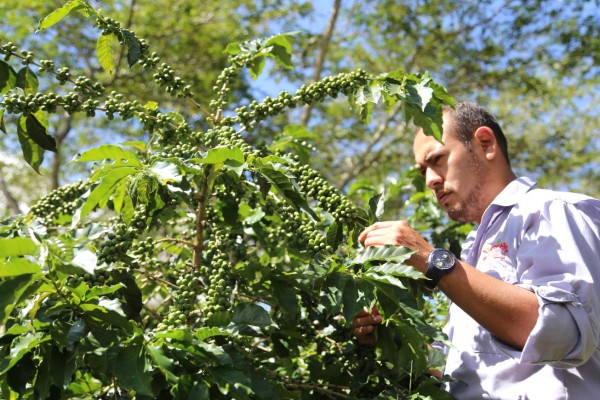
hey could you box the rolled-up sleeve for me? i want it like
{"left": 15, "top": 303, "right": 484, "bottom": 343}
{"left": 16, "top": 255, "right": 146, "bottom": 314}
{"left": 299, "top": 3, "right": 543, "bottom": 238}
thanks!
{"left": 494, "top": 198, "right": 600, "bottom": 367}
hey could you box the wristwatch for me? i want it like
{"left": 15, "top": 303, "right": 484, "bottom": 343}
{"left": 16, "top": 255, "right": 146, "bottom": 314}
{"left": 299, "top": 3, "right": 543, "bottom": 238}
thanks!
{"left": 424, "top": 248, "right": 457, "bottom": 290}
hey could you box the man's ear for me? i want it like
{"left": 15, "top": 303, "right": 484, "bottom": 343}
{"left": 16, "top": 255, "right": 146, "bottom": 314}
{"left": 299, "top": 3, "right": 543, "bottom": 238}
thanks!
{"left": 473, "top": 126, "right": 498, "bottom": 161}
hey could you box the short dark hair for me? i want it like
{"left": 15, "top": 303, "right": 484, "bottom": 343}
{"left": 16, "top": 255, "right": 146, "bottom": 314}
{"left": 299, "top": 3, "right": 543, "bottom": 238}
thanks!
{"left": 443, "top": 102, "right": 510, "bottom": 165}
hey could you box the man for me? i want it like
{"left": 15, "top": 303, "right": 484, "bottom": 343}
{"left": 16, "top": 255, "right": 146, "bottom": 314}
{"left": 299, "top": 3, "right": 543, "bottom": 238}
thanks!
{"left": 353, "top": 102, "right": 600, "bottom": 399}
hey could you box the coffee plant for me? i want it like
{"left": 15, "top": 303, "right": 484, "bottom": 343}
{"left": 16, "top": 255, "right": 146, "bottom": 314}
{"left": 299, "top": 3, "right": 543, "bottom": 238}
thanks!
{"left": 0, "top": 1, "right": 456, "bottom": 399}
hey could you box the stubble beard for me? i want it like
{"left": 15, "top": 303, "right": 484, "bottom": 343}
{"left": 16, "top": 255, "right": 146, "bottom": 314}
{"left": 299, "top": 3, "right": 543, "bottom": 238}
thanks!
{"left": 446, "top": 153, "right": 486, "bottom": 223}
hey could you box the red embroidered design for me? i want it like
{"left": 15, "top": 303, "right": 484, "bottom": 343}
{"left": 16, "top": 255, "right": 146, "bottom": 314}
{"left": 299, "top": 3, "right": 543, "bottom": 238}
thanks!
{"left": 481, "top": 240, "right": 509, "bottom": 260}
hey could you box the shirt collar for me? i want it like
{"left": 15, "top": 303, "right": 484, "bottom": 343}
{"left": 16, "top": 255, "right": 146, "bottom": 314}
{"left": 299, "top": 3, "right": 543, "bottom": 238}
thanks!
{"left": 490, "top": 176, "right": 537, "bottom": 208}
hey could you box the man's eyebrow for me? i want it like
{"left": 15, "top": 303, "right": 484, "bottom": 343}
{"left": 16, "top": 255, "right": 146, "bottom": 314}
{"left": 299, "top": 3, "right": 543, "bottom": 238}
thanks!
{"left": 424, "top": 148, "right": 444, "bottom": 163}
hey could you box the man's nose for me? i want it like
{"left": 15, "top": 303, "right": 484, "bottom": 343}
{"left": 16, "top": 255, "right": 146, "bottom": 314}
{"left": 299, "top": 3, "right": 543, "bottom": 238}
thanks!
{"left": 425, "top": 168, "right": 443, "bottom": 189}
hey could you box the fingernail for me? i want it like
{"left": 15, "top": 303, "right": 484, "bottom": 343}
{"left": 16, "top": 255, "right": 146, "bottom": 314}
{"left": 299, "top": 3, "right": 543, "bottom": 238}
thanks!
{"left": 374, "top": 315, "right": 382, "bottom": 323}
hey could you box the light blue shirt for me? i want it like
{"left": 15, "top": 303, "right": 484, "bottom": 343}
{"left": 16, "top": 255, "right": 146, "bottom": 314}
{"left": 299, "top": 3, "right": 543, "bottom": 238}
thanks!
{"left": 442, "top": 177, "right": 600, "bottom": 399}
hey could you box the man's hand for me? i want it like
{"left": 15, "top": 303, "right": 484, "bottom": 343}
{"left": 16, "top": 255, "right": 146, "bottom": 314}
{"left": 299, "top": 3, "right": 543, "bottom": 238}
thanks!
{"left": 358, "top": 221, "right": 434, "bottom": 274}
{"left": 352, "top": 306, "right": 382, "bottom": 345}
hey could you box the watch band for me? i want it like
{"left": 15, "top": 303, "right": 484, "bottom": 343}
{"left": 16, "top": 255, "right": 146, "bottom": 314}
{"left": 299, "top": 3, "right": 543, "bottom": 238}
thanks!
{"left": 424, "top": 264, "right": 445, "bottom": 290}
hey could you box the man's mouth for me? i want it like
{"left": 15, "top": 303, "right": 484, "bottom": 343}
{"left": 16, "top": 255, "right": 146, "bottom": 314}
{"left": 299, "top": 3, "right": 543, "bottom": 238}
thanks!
{"left": 436, "top": 192, "right": 451, "bottom": 205}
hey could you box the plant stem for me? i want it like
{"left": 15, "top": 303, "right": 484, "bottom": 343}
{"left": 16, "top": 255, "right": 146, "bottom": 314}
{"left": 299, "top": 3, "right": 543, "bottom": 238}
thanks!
{"left": 193, "top": 168, "right": 210, "bottom": 269}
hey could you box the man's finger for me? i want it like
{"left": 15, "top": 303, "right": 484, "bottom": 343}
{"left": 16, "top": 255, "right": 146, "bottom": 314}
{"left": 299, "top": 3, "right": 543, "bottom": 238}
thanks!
{"left": 358, "top": 221, "right": 395, "bottom": 242}
{"left": 354, "top": 325, "right": 374, "bottom": 336}
{"left": 352, "top": 313, "right": 382, "bottom": 328}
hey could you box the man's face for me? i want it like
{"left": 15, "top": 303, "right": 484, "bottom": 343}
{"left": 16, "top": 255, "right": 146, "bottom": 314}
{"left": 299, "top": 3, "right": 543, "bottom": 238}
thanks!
{"left": 413, "top": 118, "right": 487, "bottom": 223}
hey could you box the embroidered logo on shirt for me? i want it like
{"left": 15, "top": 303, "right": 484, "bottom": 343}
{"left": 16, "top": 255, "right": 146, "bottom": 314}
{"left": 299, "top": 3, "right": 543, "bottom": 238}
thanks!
{"left": 481, "top": 240, "right": 509, "bottom": 261}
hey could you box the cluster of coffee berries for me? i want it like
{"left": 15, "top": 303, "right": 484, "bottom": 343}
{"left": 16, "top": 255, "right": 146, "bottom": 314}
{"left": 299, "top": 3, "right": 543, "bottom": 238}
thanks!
{"left": 138, "top": 50, "right": 161, "bottom": 70}
{"left": 157, "top": 122, "right": 193, "bottom": 148}
{"left": 66, "top": 269, "right": 113, "bottom": 288}
{"left": 2, "top": 92, "right": 48, "bottom": 115}
{"left": 0, "top": 43, "right": 33, "bottom": 64}
{"left": 209, "top": 53, "right": 252, "bottom": 111}
{"left": 279, "top": 205, "right": 331, "bottom": 254}
{"left": 29, "top": 180, "right": 90, "bottom": 224}
{"left": 200, "top": 233, "right": 235, "bottom": 319}
{"left": 18, "top": 50, "right": 34, "bottom": 65}
{"left": 156, "top": 143, "right": 198, "bottom": 160}
{"left": 230, "top": 70, "right": 368, "bottom": 130}
{"left": 95, "top": 17, "right": 122, "bottom": 36}
{"left": 83, "top": 99, "right": 100, "bottom": 117}
{"left": 212, "top": 178, "right": 246, "bottom": 202}
{"left": 97, "top": 204, "right": 148, "bottom": 265}
{"left": 292, "top": 163, "right": 360, "bottom": 224}
{"left": 197, "top": 126, "right": 254, "bottom": 157}
{"left": 1, "top": 90, "right": 99, "bottom": 117}
{"left": 0, "top": 42, "right": 19, "bottom": 59}
{"left": 55, "top": 67, "right": 71, "bottom": 85}
{"left": 103, "top": 92, "right": 143, "bottom": 121}
{"left": 155, "top": 267, "right": 204, "bottom": 330}
{"left": 131, "top": 236, "right": 154, "bottom": 262}
{"left": 235, "top": 90, "right": 297, "bottom": 128}
{"left": 153, "top": 63, "right": 189, "bottom": 96}
{"left": 74, "top": 76, "right": 104, "bottom": 96}
{"left": 39, "top": 59, "right": 55, "bottom": 72}
{"left": 62, "top": 92, "right": 82, "bottom": 114}
{"left": 296, "top": 70, "right": 368, "bottom": 103}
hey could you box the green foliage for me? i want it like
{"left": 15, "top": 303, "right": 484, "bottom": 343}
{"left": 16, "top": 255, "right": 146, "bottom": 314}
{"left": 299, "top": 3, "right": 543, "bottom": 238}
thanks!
{"left": 0, "top": 2, "right": 457, "bottom": 399}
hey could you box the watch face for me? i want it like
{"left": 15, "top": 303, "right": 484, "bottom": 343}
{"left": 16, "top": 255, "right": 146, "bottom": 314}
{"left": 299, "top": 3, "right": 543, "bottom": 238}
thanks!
{"left": 431, "top": 249, "right": 455, "bottom": 270}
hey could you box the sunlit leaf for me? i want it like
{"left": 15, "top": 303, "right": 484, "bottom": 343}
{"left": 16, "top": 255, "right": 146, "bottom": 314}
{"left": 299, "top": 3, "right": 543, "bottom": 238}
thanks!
{"left": 0, "top": 332, "right": 47, "bottom": 374}
{"left": 351, "top": 245, "right": 415, "bottom": 265}
{"left": 0, "top": 237, "right": 37, "bottom": 257}
{"left": 150, "top": 161, "right": 182, "bottom": 185}
{"left": 368, "top": 191, "right": 385, "bottom": 224}
{"left": 37, "top": 0, "right": 86, "bottom": 31}
{"left": 0, "top": 258, "right": 42, "bottom": 277}
{"left": 223, "top": 42, "right": 241, "bottom": 56}
{"left": 191, "top": 146, "right": 245, "bottom": 165}
{"left": 96, "top": 33, "right": 118, "bottom": 74}
{"left": 368, "top": 261, "right": 424, "bottom": 279}
{"left": 74, "top": 167, "right": 138, "bottom": 224}
{"left": 195, "top": 327, "right": 232, "bottom": 341}
{"left": 73, "top": 144, "right": 141, "bottom": 166}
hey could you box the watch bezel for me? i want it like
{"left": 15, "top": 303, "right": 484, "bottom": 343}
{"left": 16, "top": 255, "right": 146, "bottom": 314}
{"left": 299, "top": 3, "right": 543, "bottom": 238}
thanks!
{"left": 424, "top": 248, "right": 457, "bottom": 290}
{"left": 428, "top": 248, "right": 456, "bottom": 271}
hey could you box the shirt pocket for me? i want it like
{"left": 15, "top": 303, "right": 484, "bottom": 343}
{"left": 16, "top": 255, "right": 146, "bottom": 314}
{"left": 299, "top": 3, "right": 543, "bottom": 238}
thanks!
{"left": 477, "top": 255, "right": 518, "bottom": 284}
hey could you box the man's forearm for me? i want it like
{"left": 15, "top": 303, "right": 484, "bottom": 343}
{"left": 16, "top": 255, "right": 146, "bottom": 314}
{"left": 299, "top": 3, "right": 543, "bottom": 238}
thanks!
{"left": 437, "top": 260, "right": 539, "bottom": 350}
